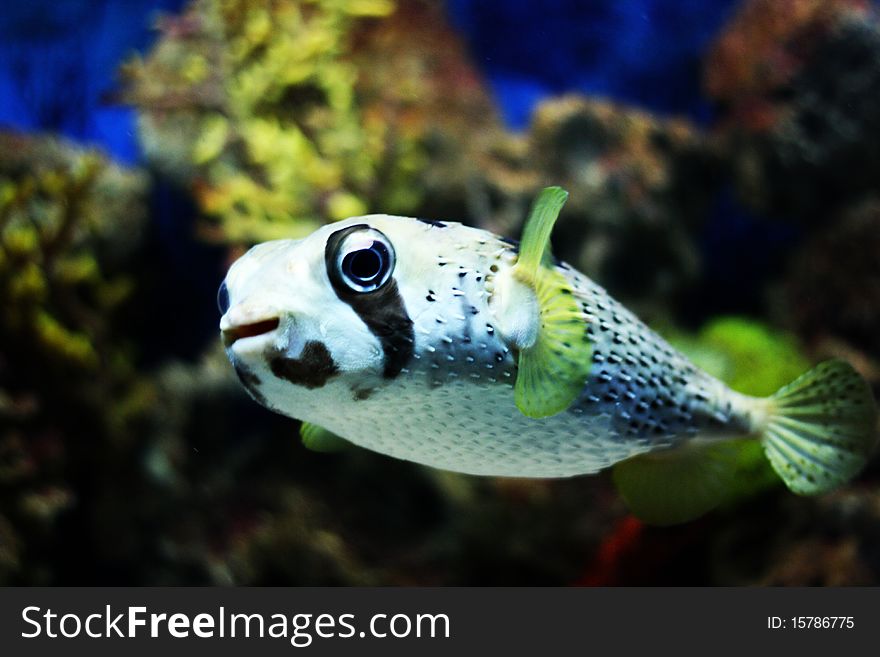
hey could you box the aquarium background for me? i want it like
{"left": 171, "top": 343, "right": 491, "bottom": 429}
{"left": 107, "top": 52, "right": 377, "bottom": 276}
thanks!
{"left": 1, "top": 0, "right": 879, "bottom": 585}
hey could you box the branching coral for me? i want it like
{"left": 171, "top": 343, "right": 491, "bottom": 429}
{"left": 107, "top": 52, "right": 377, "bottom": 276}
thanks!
{"left": 0, "top": 133, "right": 146, "bottom": 370}
{"left": 120, "top": 0, "right": 498, "bottom": 246}
{"left": 0, "top": 132, "right": 149, "bottom": 583}
{"left": 121, "top": 0, "right": 713, "bottom": 315}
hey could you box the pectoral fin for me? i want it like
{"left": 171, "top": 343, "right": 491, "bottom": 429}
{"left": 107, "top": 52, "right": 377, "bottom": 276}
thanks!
{"left": 299, "top": 421, "right": 349, "bottom": 452}
{"left": 508, "top": 187, "right": 592, "bottom": 418}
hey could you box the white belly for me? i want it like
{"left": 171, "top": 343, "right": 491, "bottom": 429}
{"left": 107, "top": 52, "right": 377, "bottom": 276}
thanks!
{"left": 278, "top": 375, "right": 655, "bottom": 478}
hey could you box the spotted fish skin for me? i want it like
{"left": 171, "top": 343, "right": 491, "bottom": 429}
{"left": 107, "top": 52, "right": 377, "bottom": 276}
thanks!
{"left": 220, "top": 215, "right": 760, "bottom": 478}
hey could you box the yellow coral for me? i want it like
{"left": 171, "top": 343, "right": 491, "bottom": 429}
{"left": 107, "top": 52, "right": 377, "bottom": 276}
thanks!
{"left": 192, "top": 114, "right": 230, "bottom": 164}
{"left": 7, "top": 261, "right": 47, "bottom": 303}
{"left": 121, "top": 0, "right": 439, "bottom": 246}
{"left": 0, "top": 132, "right": 146, "bottom": 372}
{"left": 326, "top": 190, "right": 367, "bottom": 220}
{"left": 34, "top": 311, "right": 98, "bottom": 369}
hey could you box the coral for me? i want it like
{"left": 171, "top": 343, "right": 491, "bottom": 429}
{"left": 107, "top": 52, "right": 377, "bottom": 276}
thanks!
{"left": 0, "top": 131, "right": 149, "bottom": 584}
{"left": 121, "top": 0, "right": 715, "bottom": 313}
{"left": 0, "top": 132, "right": 147, "bottom": 370}
{"left": 705, "top": 0, "right": 880, "bottom": 220}
{"left": 120, "top": 0, "right": 498, "bottom": 245}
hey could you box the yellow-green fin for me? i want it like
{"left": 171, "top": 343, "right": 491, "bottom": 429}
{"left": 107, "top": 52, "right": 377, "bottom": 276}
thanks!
{"left": 513, "top": 187, "right": 592, "bottom": 418}
{"left": 612, "top": 441, "right": 747, "bottom": 525}
{"left": 516, "top": 186, "right": 569, "bottom": 274}
{"left": 760, "top": 359, "right": 877, "bottom": 495}
{"left": 300, "top": 421, "right": 349, "bottom": 453}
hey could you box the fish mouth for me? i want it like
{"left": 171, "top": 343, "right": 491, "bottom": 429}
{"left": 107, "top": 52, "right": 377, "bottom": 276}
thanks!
{"left": 222, "top": 318, "right": 281, "bottom": 348}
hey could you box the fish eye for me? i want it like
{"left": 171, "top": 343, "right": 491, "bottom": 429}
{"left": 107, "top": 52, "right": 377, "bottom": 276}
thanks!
{"left": 217, "top": 280, "right": 230, "bottom": 315}
{"left": 331, "top": 228, "right": 395, "bottom": 293}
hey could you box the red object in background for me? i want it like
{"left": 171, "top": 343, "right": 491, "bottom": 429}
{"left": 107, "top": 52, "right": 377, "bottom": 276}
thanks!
{"left": 576, "top": 515, "right": 645, "bottom": 587}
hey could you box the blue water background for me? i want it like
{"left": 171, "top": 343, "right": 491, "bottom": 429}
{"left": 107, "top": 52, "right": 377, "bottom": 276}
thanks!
{"left": 1, "top": 0, "right": 742, "bottom": 162}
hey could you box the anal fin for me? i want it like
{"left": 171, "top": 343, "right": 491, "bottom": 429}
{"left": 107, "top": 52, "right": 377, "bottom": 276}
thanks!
{"left": 612, "top": 441, "right": 746, "bottom": 526}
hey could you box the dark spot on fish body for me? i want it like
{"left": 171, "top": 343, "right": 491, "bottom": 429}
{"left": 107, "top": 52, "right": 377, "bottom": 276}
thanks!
{"left": 416, "top": 218, "right": 447, "bottom": 228}
{"left": 234, "top": 364, "right": 261, "bottom": 388}
{"left": 352, "top": 387, "right": 375, "bottom": 401}
{"left": 499, "top": 236, "right": 520, "bottom": 252}
{"left": 269, "top": 341, "right": 339, "bottom": 389}
{"left": 234, "top": 364, "right": 268, "bottom": 406}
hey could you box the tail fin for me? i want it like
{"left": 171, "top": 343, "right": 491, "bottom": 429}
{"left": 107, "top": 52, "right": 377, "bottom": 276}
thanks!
{"left": 761, "top": 359, "right": 877, "bottom": 495}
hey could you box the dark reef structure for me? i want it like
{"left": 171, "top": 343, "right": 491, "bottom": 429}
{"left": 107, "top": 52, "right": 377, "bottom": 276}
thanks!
{"left": 705, "top": 0, "right": 880, "bottom": 221}
{"left": 524, "top": 96, "right": 719, "bottom": 311}
{"left": 0, "top": 132, "right": 151, "bottom": 583}
{"left": 780, "top": 198, "right": 880, "bottom": 362}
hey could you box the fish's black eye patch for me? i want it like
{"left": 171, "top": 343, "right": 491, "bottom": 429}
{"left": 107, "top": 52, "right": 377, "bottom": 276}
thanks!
{"left": 324, "top": 224, "right": 414, "bottom": 379}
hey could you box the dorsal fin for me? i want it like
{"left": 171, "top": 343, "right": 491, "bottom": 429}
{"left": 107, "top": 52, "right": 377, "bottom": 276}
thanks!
{"left": 515, "top": 186, "right": 569, "bottom": 276}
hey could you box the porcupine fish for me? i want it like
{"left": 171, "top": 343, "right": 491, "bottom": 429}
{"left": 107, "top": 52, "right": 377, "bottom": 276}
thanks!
{"left": 218, "top": 187, "right": 877, "bottom": 524}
